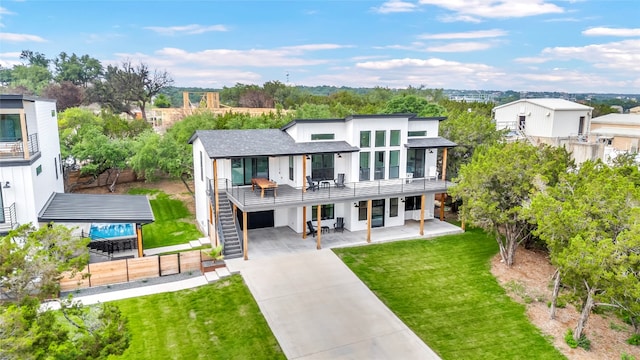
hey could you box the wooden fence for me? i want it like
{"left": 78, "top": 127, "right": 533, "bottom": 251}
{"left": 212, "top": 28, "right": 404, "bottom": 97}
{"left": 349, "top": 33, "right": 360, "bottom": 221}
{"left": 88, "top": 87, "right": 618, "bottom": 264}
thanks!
{"left": 59, "top": 250, "right": 206, "bottom": 292}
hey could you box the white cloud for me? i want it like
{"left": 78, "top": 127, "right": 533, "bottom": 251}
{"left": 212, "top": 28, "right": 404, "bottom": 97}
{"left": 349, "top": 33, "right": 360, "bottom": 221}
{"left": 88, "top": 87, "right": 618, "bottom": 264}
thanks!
{"left": 419, "top": 29, "right": 507, "bottom": 40}
{"left": 513, "top": 56, "right": 550, "bottom": 64}
{"left": 427, "top": 41, "right": 494, "bottom": 52}
{"left": 583, "top": 27, "right": 640, "bottom": 37}
{"left": 419, "top": 0, "right": 564, "bottom": 19}
{"left": 541, "top": 39, "right": 640, "bottom": 72}
{"left": 438, "top": 14, "right": 482, "bottom": 23}
{"left": 0, "top": 51, "right": 21, "bottom": 67}
{"left": 373, "top": 0, "right": 418, "bottom": 14}
{"left": 0, "top": 7, "right": 15, "bottom": 15}
{"left": 0, "top": 32, "right": 46, "bottom": 42}
{"left": 144, "top": 24, "right": 228, "bottom": 35}
{"left": 281, "top": 44, "right": 353, "bottom": 51}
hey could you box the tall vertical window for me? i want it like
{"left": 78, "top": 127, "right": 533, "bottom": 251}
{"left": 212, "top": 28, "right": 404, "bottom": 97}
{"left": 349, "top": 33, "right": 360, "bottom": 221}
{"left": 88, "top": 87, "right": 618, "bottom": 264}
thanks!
{"left": 390, "top": 130, "right": 400, "bottom": 146}
{"left": 359, "top": 152, "right": 370, "bottom": 181}
{"left": 374, "top": 151, "right": 385, "bottom": 180}
{"left": 389, "top": 150, "right": 399, "bottom": 179}
{"left": 358, "top": 201, "right": 367, "bottom": 221}
{"left": 407, "top": 149, "right": 425, "bottom": 178}
{"left": 0, "top": 114, "right": 22, "bottom": 141}
{"left": 0, "top": 188, "right": 4, "bottom": 223}
{"left": 289, "top": 156, "right": 294, "bottom": 181}
{"left": 360, "top": 131, "right": 370, "bottom": 148}
{"left": 375, "top": 130, "right": 385, "bottom": 147}
{"left": 311, "top": 154, "right": 334, "bottom": 180}
{"left": 199, "top": 151, "right": 203, "bottom": 181}
{"left": 54, "top": 157, "right": 58, "bottom": 179}
{"left": 312, "top": 204, "right": 334, "bottom": 221}
{"left": 390, "top": 198, "right": 399, "bottom": 217}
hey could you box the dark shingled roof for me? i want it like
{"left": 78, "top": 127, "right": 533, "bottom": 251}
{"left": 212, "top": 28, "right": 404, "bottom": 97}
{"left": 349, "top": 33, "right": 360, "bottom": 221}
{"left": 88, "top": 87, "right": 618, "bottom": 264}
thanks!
{"left": 406, "top": 137, "right": 457, "bottom": 148}
{"left": 189, "top": 129, "right": 359, "bottom": 159}
{"left": 38, "top": 193, "right": 155, "bottom": 224}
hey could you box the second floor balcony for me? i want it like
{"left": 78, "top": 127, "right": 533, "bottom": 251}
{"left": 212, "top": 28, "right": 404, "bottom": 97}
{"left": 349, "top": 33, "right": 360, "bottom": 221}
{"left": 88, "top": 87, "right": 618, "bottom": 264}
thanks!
{"left": 0, "top": 133, "right": 40, "bottom": 161}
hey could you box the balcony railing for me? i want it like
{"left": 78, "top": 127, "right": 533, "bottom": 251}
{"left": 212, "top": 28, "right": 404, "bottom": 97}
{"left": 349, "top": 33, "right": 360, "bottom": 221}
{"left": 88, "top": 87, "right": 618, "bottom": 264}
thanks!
{"left": 0, "top": 203, "right": 18, "bottom": 233}
{"left": 210, "top": 176, "right": 450, "bottom": 211}
{"left": 0, "top": 133, "right": 39, "bottom": 160}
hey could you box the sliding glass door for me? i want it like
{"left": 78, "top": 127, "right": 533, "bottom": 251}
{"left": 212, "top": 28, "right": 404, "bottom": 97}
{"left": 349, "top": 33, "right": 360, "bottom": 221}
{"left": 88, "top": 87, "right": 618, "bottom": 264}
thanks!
{"left": 231, "top": 157, "right": 269, "bottom": 185}
{"left": 406, "top": 149, "right": 425, "bottom": 178}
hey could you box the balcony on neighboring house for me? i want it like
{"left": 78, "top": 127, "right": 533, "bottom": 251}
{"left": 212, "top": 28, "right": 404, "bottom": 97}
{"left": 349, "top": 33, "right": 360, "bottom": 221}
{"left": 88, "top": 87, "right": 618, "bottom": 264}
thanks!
{"left": 0, "top": 133, "right": 39, "bottom": 161}
{"left": 0, "top": 202, "right": 17, "bottom": 233}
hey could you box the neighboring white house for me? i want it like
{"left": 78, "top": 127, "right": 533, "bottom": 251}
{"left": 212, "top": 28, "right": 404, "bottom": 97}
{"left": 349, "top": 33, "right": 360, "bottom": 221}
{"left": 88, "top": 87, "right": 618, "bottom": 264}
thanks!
{"left": 493, "top": 98, "right": 600, "bottom": 163}
{"left": 0, "top": 94, "right": 64, "bottom": 233}
{"left": 189, "top": 114, "right": 457, "bottom": 259}
{"left": 589, "top": 113, "right": 640, "bottom": 163}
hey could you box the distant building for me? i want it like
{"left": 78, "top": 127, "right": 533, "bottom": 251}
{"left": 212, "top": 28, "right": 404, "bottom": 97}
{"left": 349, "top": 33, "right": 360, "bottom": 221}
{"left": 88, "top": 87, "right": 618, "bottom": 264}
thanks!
{"left": 590, "top": 113, "right": 640, "bottom": 162}
{"left": 493, "top": 98, "right": 600, "bottom": 163}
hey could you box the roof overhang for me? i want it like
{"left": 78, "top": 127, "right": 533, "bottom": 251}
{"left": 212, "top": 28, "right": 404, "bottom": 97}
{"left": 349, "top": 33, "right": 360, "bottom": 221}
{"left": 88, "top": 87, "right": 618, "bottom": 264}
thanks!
{"left": 38, "top": 193, "right": 155, "bottom": 224}
{"left": 405, "top": 137, "right": 457, "bottom": 149}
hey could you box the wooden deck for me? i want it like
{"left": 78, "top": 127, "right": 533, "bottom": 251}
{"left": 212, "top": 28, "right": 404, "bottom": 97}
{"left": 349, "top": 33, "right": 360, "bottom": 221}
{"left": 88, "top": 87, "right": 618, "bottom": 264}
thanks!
{"left": 220, "top": 178, "right": 450, "bottom": 211}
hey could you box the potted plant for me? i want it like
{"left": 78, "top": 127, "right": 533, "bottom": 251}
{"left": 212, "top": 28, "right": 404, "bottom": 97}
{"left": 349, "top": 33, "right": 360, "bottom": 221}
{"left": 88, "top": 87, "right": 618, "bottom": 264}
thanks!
{"left": 201, "top": 244, "right": 225, "bottom": 272}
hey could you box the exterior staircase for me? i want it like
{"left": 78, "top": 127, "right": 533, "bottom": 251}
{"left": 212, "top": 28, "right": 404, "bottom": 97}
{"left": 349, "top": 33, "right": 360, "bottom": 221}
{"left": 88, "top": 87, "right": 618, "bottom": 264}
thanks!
{"left": 217, "top": 193, "right": 243, "bottom": 259}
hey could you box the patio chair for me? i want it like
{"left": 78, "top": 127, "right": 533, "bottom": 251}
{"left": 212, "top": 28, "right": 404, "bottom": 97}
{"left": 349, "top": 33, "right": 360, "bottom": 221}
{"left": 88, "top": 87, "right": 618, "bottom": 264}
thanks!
{"left": 334, "top": 217, "right": 345, "bottom": 233}
{"left": 306, "top": 176, "right": 319, "bottom": 191}
{"left": 334, "top": 173, "right": 345, "bottom": 188}
{"left": 427, "top": 166, "right": 439, "bottom": 180}
{"left": 306, "top": 221, "right": 317, "bottom": 237}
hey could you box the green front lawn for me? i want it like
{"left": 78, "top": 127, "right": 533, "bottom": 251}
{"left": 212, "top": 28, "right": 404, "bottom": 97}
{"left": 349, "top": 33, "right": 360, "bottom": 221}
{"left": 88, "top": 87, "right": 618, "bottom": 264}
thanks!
{"left": 130, "top": 190, "right": 203, "bottom": 249}
{"left": 111, "top": 275, "right": 285, "bottom": 359}
{"left": 334, "top": 229, "right": 565, "bottom": 360}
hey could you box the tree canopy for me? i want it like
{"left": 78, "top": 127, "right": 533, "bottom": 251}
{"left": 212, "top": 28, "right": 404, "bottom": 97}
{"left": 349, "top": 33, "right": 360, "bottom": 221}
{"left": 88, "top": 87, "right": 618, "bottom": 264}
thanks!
{"left": 449, "top": 142, "right": 574, "bottom": 266}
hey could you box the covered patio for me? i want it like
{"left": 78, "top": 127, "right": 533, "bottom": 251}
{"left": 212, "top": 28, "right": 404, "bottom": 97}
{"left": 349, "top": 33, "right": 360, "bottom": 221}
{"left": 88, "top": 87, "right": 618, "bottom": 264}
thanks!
{"left": 231, "top": 219, "right": 463, "bottom": 261}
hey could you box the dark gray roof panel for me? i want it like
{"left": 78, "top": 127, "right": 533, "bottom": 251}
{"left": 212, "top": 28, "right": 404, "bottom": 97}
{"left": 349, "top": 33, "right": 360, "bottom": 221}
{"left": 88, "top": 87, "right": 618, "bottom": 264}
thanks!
{"left": 190, "top": 129, "right": 359, "bottom": 159}
{"left": 38, "top": 193, "right": 154, "bottom": 224}
{"left": 406, "top": 137, "right": 457, "bottom": 148}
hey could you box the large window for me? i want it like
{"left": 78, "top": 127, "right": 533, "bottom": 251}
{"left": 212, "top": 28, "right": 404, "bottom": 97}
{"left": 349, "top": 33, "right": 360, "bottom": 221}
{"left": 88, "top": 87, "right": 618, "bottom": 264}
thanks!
{"left": 312, "top": 204, "right": 334, "bottom": 221}
{"left": 404, "top": 196, "right": 422, "bottom": 211}
{"left": 311, "top": 133, "right": 335, "bottom": 140}
{"left": 374, "top": 151, "right": 385, "bottom": 180}
{"left": 311, "top": 154, "right": 334, "bottom": 180}
{"left": 0, "top": 114, "right": 22, "bottom": 142}
{"left": 360, "top": 131, "right": 370, "bottom": 148}
{"left": 389, "top": 150, "right": 399, "bottom": 179}
{"left": 390, "top": 130, "right": 400, "bottom": 146}
{"left": 359, "top": 152, "right": 370, "bottom": 181}
{"left": 231, "top": 157, "right": 269, "bottom": 185}
{"left": 375, "top": 130, "right": 385, "bottom": 147}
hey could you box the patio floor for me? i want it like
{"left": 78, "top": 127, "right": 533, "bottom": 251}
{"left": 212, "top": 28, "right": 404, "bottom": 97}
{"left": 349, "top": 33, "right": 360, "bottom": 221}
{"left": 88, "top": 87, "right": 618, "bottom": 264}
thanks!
{"left": 238, "top": 219, "right": 463, "bottom": 260}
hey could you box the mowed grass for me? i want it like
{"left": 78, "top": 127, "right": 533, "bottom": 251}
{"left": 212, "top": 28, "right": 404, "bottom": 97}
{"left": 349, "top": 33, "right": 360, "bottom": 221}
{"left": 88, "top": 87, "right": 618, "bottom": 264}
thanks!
{"left": 334, "top": 229, "right": 565, "bottom": 360}
{"left": 110, "top": 275, "right": 285, "bottom": 360}
{"left": 129, "top": 189, "right": 203, "bottom": 249}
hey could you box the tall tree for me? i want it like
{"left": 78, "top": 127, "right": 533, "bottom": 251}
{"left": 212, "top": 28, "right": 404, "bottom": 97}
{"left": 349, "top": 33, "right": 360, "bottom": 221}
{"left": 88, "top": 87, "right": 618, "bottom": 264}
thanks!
{"left": 530, "top": 161, "right": 640, "bottom": 340}
{"left": 42, "top": 81, "right": 84, "bottom": 111}
{"left": 450, "top": 142, "right": 574, "bottom": 267}
{"left": 439, "top": 109, "right": 506, "bottom": 179}
{"left": 382, "top": 94, "right": 446, "bottom": 117}
{"left": 53, "top": 52, "right": 103, "bottom": 87}
{"left": 88, "top": 61, "right": 172, "bottom": 120}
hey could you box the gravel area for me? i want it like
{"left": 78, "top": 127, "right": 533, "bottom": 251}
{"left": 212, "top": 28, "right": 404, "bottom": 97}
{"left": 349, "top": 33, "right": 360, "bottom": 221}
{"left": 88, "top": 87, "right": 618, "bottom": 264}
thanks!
{"left": 60, "top": 271, "right": 203, "bottom": 298}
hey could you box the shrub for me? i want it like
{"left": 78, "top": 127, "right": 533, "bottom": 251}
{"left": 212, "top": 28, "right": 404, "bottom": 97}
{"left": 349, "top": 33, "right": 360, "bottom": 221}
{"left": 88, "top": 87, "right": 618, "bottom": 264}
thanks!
{"left": 627, "top": 334, "right": 640, "bottom": 346}
{"left": 621, "top": 353, "right": 636, "bottom": 360}
{"left": 564, "top": 329, "right": 591, "bottom": 350}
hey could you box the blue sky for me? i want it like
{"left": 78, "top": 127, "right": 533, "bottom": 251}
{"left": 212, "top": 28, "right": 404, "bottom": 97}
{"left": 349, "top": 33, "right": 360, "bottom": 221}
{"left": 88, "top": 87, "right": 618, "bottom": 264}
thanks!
{"left": 1, "top": 0, "right": 639, "bottom": 93}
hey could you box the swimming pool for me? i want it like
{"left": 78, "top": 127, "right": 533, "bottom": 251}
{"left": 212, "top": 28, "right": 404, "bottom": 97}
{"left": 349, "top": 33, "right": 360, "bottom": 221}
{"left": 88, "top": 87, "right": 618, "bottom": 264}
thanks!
{"left": 89, "top": 223, "right": 136, "bottom": 240}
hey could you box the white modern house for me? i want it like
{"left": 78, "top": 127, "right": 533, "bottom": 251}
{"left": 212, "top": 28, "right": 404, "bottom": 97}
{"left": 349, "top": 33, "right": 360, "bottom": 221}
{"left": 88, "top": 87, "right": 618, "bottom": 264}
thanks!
{"left": 0, "top": 94, "right": 64, "bottom": 233}
{"left": 189, "top": 114, "right": 457, "bottom": 260}
{"left": 493, "top": 98, "right": 600, "bottom": 163}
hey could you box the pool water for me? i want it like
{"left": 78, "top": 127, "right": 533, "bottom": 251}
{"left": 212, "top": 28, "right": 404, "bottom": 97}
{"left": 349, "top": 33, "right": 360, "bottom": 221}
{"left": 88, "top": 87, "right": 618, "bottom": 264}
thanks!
{"left": 89, "top": 223, "right": 136, "bottom": 240}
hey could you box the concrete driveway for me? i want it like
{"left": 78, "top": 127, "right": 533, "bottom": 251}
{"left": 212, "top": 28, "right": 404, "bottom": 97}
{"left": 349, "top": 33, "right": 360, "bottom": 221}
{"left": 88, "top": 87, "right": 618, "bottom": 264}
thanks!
{"left": 226, "top": 249, "right": 441, "bottom": 359}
